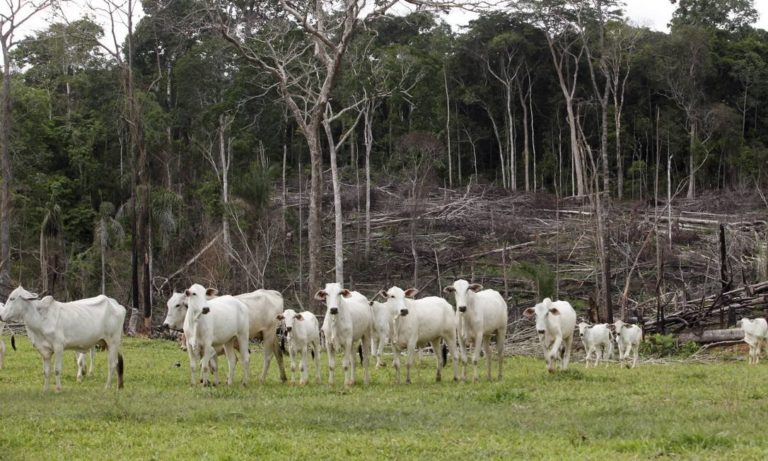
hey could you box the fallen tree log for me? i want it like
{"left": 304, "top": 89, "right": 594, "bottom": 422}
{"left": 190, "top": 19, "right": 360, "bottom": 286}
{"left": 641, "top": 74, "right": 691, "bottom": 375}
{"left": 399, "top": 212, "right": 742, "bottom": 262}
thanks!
{"left": 678, "top": 328, "right": 744, "bottom": 344}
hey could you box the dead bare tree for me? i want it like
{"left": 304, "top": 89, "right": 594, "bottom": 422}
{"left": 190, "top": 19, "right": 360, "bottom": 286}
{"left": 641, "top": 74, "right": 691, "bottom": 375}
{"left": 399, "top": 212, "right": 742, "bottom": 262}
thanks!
{"left": 211, "top": 0, "right": 483, "bottom": 301}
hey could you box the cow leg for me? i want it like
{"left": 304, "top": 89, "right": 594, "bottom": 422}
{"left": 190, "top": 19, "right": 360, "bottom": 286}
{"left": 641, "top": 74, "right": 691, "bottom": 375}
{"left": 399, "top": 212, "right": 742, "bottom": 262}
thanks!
{"left": 264, "top": 330, "right": 286, "bottom": 383}
{"left": 299, "top": 345, "right": 309, "bottom": 385}
{"left": 76, "top": 353, "right": 85, "bottom": 382}
{"left": 288, "top": 344, "right": 297, "bottom": 385}
{"left": 445, "top": 335, "right": 459, "bottom": 382}
{"left": 393, "top": 342, "right": 402, "bottom": 384}
{"left": 41, "top": 351, "right": 52, "bottom": 392}
{"left": 405, "top": 340, "right": 417, "bottom": 384}
{"left": 240, "top": 332, "right": 250, "bottom": 386}
{"left": 187, "top": 345, "right": 199, "bottom": 385}
{"left": 632, "top": 346, "right": 639, "bottom": 369}
{"left": 342, "top": 340, "right": 353, "bottom": 387}
{"left": 326, "top": 341, "right": 335, "bottom": 385}
{"left": 433, "top": 341, "right": 443, "bottom": 382}
{"left": 200, "top": 345, "right": 216, "bottom": 386}
{"left": 375, "top": 334, "right": 387, "bottom": 368}
{"left": 53, "top": 346, "right": 64, "bottom": 392}
{"left": 362, "top": 336, "right": 370, "bottom": 386}
{"left": 496, "top": 329, "right": 505, "bottom": 381}
{"left": 484, "top": 337, "right": 492, "bottom": 381}
{"left": 471, "top": 334, "right": 484, "bottom": 383}
{"left": 457, "top": 336, "right": 468, "bottom": 383}
{"left": 562, "top": 335, "right": 573, "bottom": 370}
{"left": 88, "top": 347, "right": 95, "bottom": 375}
{"left": 313, "top": 341, "right": 322, "bottom": 384}
{"left": 222, "top": 342, "right": 236, "bottom": 386}
{"left": 0, "top": 339, "right": 4, "bottom": 369}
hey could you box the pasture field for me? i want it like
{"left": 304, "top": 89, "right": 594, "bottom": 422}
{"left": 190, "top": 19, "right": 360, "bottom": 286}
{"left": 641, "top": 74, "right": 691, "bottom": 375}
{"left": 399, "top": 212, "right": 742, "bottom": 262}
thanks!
{"left": 0, "top": 337, "right": 766, "bottom": 460}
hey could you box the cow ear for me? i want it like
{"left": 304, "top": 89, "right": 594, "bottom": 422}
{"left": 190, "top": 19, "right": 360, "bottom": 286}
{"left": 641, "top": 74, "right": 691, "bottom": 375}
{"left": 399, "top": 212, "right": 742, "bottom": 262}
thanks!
{"left": 443, "top": 286, "right": 456, "bottom": 294}
{"left": 341, "top": 289, "right": 352, "bottom": 298}
{"left": 22, "top": 291, "right": 40, "bottom": 301}
{"left": 404, "top": 288, "right": 419, "bottom": 298}
{"left": 205, "top": 288, "right": 219, "bottom": 298}
{"left": 295, "top": 314, "right": 303, "bottom": 321}
{"left": 523, "top": 308, "right": 535, "bottom": 318}
{"left": 314, "top": 290, "right": 327, "bottom": 301}
{"left": 469, "top": 283, "right": 483, "bottom": 292}
{"left": 549, "top": 308, "right": 560, "bottom": 316}
{"left": 276, "top": 314, "right": 284, "bottom": 320}
{"left": 202, "top": 307, "right": 210, "bottom": 315}
{"left": 376, "top": 290, "right": 387, "bottom": 300}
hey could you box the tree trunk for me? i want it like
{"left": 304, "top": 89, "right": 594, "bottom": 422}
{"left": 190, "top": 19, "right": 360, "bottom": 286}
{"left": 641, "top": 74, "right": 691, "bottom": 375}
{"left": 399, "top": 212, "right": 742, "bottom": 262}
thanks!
{"left": 687, "top": 119, "right": 696, "bottom": 199}
{"left": 519, "top": 82, "right": 530, "bottom": 192}
{"left": 443, "top": 64, "right": 452, "bottom": 188}
{"left": 364, "top": 102, "right": 373, "bottom": 261}
{"left": 600, "top": 83, "right": 610, "bottom": 194}
{"left": 0, "top": 47, "right": 13, "bottom": 290}
{"left": 219, "top": 115, "right": 232, "bottom": 258}
{"left": 306, "top": 128, "right": 323, "bottom": 302}
{"left": 323, "top": 117, "right": 344, "bottom": 285}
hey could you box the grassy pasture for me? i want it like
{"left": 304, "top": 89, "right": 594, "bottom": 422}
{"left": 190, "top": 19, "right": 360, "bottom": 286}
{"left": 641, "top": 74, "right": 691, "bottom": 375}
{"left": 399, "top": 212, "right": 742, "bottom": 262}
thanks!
{"left": 0, "top": 337, "right": 767, "bottom": 460}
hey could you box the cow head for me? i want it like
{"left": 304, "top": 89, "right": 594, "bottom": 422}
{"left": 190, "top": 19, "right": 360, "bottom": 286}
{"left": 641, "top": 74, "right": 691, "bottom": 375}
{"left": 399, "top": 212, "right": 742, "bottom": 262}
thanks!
{"left": 1, "top": 286, "right": 39, "bottom": 323}
{"left": 184, "top": 283, "right": 213, "bottom": 322}
{"left": 443, "top": 279, "right": 482, "bottom": 313}
{"left": 382, "top": 286, "right": 417, "bottom": 317}
{"left": 278, "top": 308, "right": 303, "bottom": 335}
{"left": 523, "top": 298, "right": 560, "bottom": 338}
{"left": 315, "top": 283, "right": 351, "bottom": 316}
{"left": 162, "top": 292, "right": 187, "bottom": 331}
{"left": 612, "top": 319, "right": 626, "bottom": 337}
{"left": 577, "top": 321, "right": 591, "bottom": 337}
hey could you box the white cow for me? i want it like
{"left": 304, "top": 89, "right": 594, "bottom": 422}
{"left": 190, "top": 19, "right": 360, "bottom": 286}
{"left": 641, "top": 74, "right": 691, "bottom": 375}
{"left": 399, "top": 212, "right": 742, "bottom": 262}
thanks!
{"left": 316, "top": 283, "right": 373, "bottom": 386}
{"left": 370, "top": 299, "right": 397, "bottom": 368}
{"left": 444, "top": 280, "right": 508, "bottom": 382}
{"left": 524, "top": 298, "right": 577, "bottom": 372}
{"left": 0, "top": 287, "right": 125, "bottom": 391}
{"left": 577, "top": 322, "right": 613, "bottom": 368}
{"left": 277, "top": 309, "right": 321, "bottom": 385}
{"left": 183, "top": 284, "right": 250, "bottom": 386}
{"left": 234, "top": 289, "right": 287, "bottom": 383}
{"left": 612, "top": 320, "right": 643, "bottom": 368}
{"left": 382, "top": 286, "right": 459, "bottom": 384}
{"left": 738, "top": 317, "right": 768, "bottom": 365}
{"left": 163, "top": 292, "right": 227, "bottom": 385}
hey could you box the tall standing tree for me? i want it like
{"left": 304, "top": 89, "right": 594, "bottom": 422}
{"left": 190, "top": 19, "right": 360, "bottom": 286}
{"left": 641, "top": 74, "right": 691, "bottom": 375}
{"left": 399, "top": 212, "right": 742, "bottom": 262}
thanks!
{"left": 0, "top": 0, "right": 58, "bottom": 290}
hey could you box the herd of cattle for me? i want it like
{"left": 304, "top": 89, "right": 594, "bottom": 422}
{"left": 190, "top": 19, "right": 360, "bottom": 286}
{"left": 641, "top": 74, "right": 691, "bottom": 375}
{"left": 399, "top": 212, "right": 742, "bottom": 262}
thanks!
{"left": 0, "top": 281, "right": 765, "bottom": 391}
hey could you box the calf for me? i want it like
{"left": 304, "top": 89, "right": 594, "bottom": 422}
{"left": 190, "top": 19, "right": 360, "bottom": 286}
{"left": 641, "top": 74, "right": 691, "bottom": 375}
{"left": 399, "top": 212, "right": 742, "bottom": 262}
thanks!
{"left": 316, "top": 283, "right": 373, "bottom": 386}
{"left": 0, "top": 287, "right": 125, "bottom": 391}
{"left": 577, "top": 322, "right": 613, "bottom": 368}
{"left": 183, "top": 284, "right": 250, "bottom": 386}
{"left": 382, "top": 286, "right": 459, "bottom": 384}
{"left": 370, "top": 299, "right": 397, "bottom": 368}
{"left": 277, "top": 309, "right": 321, "bottom": 385}
{"left": 612, "top": 320, "right": 643, "bottom": 368}
{"left": 524, "top": 298, "right": 577, "bottom": 372}
{"left": 444, "top": 280, "right": 508, "bottom": 382}
{"left": 738, "top": 317, "right": 768, "bottom": 365}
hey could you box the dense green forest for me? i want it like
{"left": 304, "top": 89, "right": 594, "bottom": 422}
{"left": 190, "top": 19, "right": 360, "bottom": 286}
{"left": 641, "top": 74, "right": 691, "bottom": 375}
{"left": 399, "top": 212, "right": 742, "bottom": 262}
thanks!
{"left": 1, "top": 0, "right": 767, "bottom": 331}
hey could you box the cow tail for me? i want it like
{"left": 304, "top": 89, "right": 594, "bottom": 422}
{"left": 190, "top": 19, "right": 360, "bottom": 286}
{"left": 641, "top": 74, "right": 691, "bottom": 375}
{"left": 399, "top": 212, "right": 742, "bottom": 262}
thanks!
{"left": 117, "top": 352, "right": 125, "bottom": 389}
{"left": 358, "top": 343, "right": 364, "bottom": 365}
{"left": 10, "top": 334, "right": 16, "bottom": 351}
{"left": 441, "top": 341, "right": 448, "bottom": 364}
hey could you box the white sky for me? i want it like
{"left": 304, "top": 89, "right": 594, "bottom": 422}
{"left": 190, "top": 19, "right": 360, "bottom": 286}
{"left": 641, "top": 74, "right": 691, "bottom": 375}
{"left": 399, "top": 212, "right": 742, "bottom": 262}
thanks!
{"left": 8, "top": 0, "right": 768, "bottom": 51}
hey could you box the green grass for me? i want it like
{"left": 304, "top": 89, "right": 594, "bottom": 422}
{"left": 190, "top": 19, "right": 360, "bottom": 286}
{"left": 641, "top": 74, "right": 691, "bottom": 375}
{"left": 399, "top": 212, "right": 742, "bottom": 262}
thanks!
{"left": 1, "top": 337, "right": 767, "bottom": 460}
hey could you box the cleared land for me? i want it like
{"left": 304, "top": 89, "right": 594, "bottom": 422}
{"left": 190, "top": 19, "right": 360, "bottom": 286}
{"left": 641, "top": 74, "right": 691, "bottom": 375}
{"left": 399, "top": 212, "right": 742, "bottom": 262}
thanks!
{"left": 0, "top": 337, "right": 766, "bottom": 460}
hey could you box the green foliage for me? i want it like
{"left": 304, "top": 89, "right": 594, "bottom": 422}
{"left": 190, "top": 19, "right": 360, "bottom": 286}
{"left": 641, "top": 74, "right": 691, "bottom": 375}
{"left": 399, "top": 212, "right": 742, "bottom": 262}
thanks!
{"left": 513, "top": 260, "right": 556, "bottom": 300}
{"left": 641, "top": 334, "right": 700, "bottom": 357}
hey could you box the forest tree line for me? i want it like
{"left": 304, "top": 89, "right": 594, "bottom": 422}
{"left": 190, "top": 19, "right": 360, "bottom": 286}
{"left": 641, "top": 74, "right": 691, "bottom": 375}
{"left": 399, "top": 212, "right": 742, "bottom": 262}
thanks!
{"left": 0, "top": 0, "right": 766, "bottom": 330}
